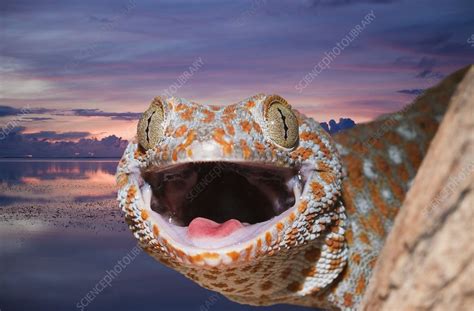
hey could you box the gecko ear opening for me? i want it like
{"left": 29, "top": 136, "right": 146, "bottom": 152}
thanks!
{"left": 263, "top": 95, "right": 299, "bottom": 149}
{"left": 137, "top": 97, "right": 166, "bottom": 150}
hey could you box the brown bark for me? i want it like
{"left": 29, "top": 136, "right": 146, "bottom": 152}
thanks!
{"left": 360, "top": 65, "right": 474, "bottom": 311}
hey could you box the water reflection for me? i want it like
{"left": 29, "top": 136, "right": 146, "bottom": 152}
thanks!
{"left": 0, "top": 159, "right": 118, "bottom": 184}
{"left": 0, "top": 159, "right": 118, "bottom": 206}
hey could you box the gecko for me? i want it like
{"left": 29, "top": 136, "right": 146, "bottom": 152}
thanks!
{"left": 116, "top": 67, "right": 468, "bottom": 310}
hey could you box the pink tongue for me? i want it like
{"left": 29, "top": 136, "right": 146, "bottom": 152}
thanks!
{"left": 188, "top": 217, "right": 244, "bottom": 239}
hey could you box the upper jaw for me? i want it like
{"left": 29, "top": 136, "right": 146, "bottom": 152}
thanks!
{"left": 138, "top": 139, "right": 300, "bottom": 172}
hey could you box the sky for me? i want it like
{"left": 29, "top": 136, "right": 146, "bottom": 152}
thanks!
{"left": 1, "top": 0, "right": 473, "bottom": 145}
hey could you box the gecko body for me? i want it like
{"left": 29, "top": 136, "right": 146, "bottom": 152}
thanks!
{"left": 116, "top": 68, "right": 466, "bottom": 310}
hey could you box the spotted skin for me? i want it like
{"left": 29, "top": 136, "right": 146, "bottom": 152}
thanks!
{"left": 115, "top": 67, "right": 467, "bottom": 311}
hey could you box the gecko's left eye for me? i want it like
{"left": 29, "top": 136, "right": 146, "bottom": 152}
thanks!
{"left": 137, "top": 97, "right": 165, "bottom": 150}
{"left": 264, "top": 95, "right": 299, "bottom": 149}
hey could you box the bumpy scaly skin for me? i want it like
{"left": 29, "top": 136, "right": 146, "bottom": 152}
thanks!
{"left": 323, "top": 68, "right": 466, "bottom": 309}
{"left": 116, "top": 69, "right": 464, "bottom": 311}
{"left": 117, "top": 93, "right": 347, "bottom": 308}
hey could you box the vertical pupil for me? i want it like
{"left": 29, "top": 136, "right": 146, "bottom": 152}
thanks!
{"left": 277, "top": 107, "right": 289, "bottom": 140}
{"left": 145, "top": 111, "right": 156, "bottom": 142}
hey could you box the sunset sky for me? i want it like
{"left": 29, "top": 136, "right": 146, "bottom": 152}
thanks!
{"left": 1, "top": 0, "right": 473, "bottom": 142}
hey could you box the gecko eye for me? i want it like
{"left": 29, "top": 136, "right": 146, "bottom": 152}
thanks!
{"left": 264, "top": 95, "right": 299, "bottom": 149}
{"left": 137, "top": 97, "right": 165, "bottom": 150}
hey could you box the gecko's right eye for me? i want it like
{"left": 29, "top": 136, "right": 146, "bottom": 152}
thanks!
{"left": 137, "top": 97, "right": 165, "bottom": 150}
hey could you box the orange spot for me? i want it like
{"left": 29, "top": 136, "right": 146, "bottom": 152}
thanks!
{"left": 254, "top": 142, "right": 266, "bottom": 155}
{"left": 223, "top": 105, "right": 236, "bottom": 115}
{"left": 301, "top": 266, "right": 317, "bottom": 277}
{"left": 343, "top": 292, "right": 353, "bottom": 307}
{"left": 116, "top": 173, "right": 128, "bottom": 188}
{"left": 343, "top": 154, "right": 364, "bottom": 190}
{"left": 388, "top": 178, "right": 405, "bottom": 202}
{"left": 359, "top": 232, "right": 371, "bottom": 245}
{"left": 172, "top": 150, "right": 179, "bottom": 162}
{"left": 369, "top": 182, "right": 393, "bottom": 219}
{"left": 212, "top": 128, "right": 233, "bottom": 155}
{"left": 406, "top": 142, "right": 422, "bottom": 169}
{"left": 240, "top": 139, "right": 252, "bottom": 159}
{"left": 355, "top": 275, "right": 366, "bottom": 295}
{"left": 180, "top": 107, "right": 196, "bottom": 121}
{"left": 201, "top": 109, "right": 215, "bottom": 123}
{"left": 374, "top": 155, "right": 390, "bottom": 174}
{"left": 253, "top": 121, "right": 262, "bottom": 133}
{"left": 383, "top": 129, "right": 403, "bottom": 145}
{"left": 300, "top": 131, "right": 321, "bottom": 143}
{"left": 175, "top": 248, "right": 186, "bottom": 260}
{"left": 291, "top": 147, "right": 313, "bottom": 160}
{"left": 126, "top": 185, "right": 137, "bottom": 205}
{"left": 173, "top": 125, "right": 188, "bottom": 137}
{"left": 175, "top": 103, "right": 187, "bottom": 111}
{"left": 317, "top": 161, "right": 331, "bottom": 172}
{"left": 141, "top": 209, "right": 149, "bottom": 220}
{"left": 240, "top": 120, "right": 252, "bottom": 133}
{"left": 276, "top": 222, "right": 284, "bottom": 232}
{"left": 172, "top": 130, "right": 196, "bottom": 161}
{"left": 320, "top": 172, "right": 336, "bottom": 184}
{"left": 397, "top": 164, "right": 410, "bottom": 182}
{"left": 225, "top": 123, "right": 235, "bottom": 136}
{"left": 298, "top": 200, "right": 308, "bottom": 213}
{"left": 246, "top": 100, "right": 255, "bottom": 108}
{"left": 202, "top": 252, "right": 220, "bottom": 260}
{"left": 351, "top": 253, "right": 361, "bottom": 265}
{"left": 134, "top": 147, "right": 145, "bottom": 159}
{"left": 265, "top": 232, "right": 272, "bottom": 246}
{"left": 152, "top": 224, "right": 159, "bottom": 237}
{"left": 288, "top": 212, "right": 296, "bottom": 222}
{"left": 310, "top": 182, "right": 326, "bottom": 200}
{"left": 256, "top": 238, "right": 262, "bottom": 253}
{"left": 345, "top": 227, "right": 354, "bottom": 245}
{"left": 367, "top": 212, "right": 385, "bottom": 237}
{"left": 368, "top": 257, "right": 378, "bottom": 268}
{"left": 227, "top": 251, "right": 240, "bottom": 262}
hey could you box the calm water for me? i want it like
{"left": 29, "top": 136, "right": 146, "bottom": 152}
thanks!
{"left": 0, "top": 160, "right": 313, "bottom": 311}
{"left": 0, "top": 159, "right": 118, "bottom": 205}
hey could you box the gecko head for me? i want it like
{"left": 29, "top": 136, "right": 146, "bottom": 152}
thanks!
{"left": 117, "top": 94, "right": 346, "bottom": 299}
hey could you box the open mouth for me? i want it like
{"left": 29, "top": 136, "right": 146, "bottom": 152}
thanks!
{"left": 140, "top": 162, "right": 304, "bottom": 249}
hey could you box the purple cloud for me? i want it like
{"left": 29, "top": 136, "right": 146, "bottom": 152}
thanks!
{"left": 0, "top": 105, "right": 141, "bottom": 121}
{"left": 397, "top": 89, "right": 424, "bottom": 95}
{"left": 22, "top": 131, "right": 91, "bottom": 140}
{"left": 0, "top": 127, "right": 127, "bottom": 158}
{"left": 71, "top": 109, "right": 141, "bottom": 120}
